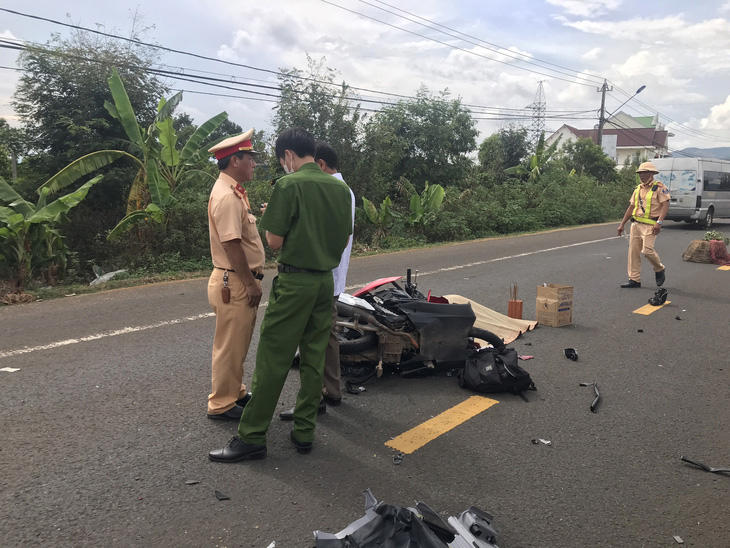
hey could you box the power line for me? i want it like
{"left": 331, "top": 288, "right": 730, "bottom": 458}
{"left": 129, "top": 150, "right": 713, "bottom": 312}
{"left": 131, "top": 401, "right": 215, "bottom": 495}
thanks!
{"left": 359, "top": 0, "right": 606, "bottom": 86}
{"left": 321, "top": 0, "right": 598, "bottom": 88}
{"left": 1, "top": 39, "right": 597, "bottom": 122}
{"left": 0, "top": 16, "right": 589, "bottom": 118}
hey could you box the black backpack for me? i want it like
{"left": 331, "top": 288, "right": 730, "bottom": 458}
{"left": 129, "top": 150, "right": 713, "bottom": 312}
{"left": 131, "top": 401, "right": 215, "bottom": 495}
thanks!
{"left": 458, "top": 347, "right": 536, "bottom": 397}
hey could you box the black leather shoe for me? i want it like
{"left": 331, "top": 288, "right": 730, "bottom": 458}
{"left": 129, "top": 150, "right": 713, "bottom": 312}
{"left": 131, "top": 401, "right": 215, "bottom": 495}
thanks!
{"left": 322, "top": 394, "right": 342, "bottom": 406}
{"left": 279, "top": 399, "right": 326, "bottom": 421}
{"left": 620, "top": 280, "right": 641, "bottom": 288}
{"left": 209, "top": 436, "right": 267, "bottom": 462}
{"left": 655, "top": 269, "right": 666, "bottom": 287}
{"left": 290, "top": 431, "right": 312, "bottom": 454}
{"left": 207, "top": 404, "right": 243, "bottom": 421}
{"left": 235, "top": 393, "right": 252, "bottom": 408}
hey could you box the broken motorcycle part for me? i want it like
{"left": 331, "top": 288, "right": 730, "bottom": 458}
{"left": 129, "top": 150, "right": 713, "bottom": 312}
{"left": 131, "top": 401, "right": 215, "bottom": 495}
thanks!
{"left": 579, "top": 382, "right": 601, "bottom": 413}
{"left": 648, "top": 288, "right": 668, "bottom": 306}
{"left": 564, "top": 348, "right": 578, "bottom": 361}
{"left": 680, "top": 456, "right": 730, "bottom": 474}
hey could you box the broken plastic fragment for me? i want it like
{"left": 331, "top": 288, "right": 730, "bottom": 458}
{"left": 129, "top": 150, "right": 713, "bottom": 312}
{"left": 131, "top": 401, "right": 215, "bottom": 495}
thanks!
{"left": 0, "top": 367, "right": 20, "bottom": 373}
{"left": 185, "top": 480, "right": 200, "bottom": 485}
{"left": 673, "top": 536, "right": 684, "bottom": 544}
{"left": 531, "top": 438, "right": 551, "bottom": 446}
{"left": 215, "top": 490, "right": 230, "bottom": 501}
{"left": 564, "top": 348, "right": 578, "bottom": 361}
{"left": 675, "top": 316, "right": 682, "bottom": 320}
{"left": 518, "top": 355, "right": 534, "bottom": 360}
{"left": 393, "top": 453, "right": 404, "bottom": 465}
{"left": 637, "top": 329, "right": 644, "bottom": 333}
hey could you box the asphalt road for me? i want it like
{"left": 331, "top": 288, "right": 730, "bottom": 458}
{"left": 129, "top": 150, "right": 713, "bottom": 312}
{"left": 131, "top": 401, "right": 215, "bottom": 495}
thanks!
{"left": 1, "top": 221, "right": 729, "bottom": 547}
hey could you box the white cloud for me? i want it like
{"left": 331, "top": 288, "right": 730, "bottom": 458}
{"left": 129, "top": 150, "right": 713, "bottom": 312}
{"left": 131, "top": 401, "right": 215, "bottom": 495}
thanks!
{"left": 720, "top": 2, "right": 730, "bottom": 13}
{"left": 582, "top": 47, "right": 602, "bottom": 60}
{"left": 701, "top": 94, "right": 730, "bottom": 129}
{"left": 546, "top": 0, "right": 622, "bottom": 17}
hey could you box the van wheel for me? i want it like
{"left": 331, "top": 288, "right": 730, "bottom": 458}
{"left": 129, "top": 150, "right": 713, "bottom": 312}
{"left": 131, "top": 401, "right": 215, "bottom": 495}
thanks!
{"left": 702, "top": 208, "right": 714, "bottom": 229}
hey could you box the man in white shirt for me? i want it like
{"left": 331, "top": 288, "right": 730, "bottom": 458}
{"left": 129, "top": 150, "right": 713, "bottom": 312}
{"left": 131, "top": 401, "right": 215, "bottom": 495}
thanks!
{"left": 279, "top": 142, "right": 355, "bottom": 420}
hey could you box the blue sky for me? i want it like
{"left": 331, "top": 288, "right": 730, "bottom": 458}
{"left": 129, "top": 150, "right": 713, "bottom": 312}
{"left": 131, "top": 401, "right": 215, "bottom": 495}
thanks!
{"left": 2, "top": 0, "right": 729, "bottom": 150}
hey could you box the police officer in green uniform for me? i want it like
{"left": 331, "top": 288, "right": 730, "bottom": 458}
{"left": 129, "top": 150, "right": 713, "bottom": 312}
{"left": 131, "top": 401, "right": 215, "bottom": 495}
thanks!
{"left": 209, "top": 127, "right": 352, "bottom": 462}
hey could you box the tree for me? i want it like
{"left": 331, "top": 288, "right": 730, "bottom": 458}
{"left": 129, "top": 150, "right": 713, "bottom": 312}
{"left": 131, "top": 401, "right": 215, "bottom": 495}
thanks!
{"left": 477, "top": 126, "right": 529, "bottom": 185}
{"left": 558, "top": 138, "right": 617, "bottom": 183}
{"left": 11, "top": 31, "right": 169, "bottom": 264}
{"left": 504, "top": 132, "right": 559, "bottom": 183}
{"left": 0, "top": 119, "right": 25, "bottom": 182}
{"left": 102, "top": 69, "right": 228, "bottom": 239}
{"left": 362, "top": 87, "right": 477, "bottom": 201}
{"left": 274, "top": 56, "right": 363, "bottom": 187}
{"left": 0, "top": 167, "right": 106, "bottom": 288}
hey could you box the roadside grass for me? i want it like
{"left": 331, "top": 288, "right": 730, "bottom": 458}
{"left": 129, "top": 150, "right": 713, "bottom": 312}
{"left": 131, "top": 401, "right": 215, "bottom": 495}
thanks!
{"left": 1, "top": 221, "right": 618, "bottom": 305}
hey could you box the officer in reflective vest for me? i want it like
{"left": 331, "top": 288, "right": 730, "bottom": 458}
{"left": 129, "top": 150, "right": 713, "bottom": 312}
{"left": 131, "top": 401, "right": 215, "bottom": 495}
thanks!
{"left": 617, "top": 161, "right": 670, "bottom": 288}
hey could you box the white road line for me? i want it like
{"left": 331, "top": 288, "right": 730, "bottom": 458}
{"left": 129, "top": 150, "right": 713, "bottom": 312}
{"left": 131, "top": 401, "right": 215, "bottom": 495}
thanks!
{"left": 1, "top": 236, "right": 619, "bottom": 360}
{"left": 0, "top": 312, "right": 215, "bottom": 359}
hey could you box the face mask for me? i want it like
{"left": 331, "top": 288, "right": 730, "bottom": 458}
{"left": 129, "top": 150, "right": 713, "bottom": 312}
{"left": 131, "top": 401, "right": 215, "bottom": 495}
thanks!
{"left": 282, "top": 152, "right": 294, "bottom": 174}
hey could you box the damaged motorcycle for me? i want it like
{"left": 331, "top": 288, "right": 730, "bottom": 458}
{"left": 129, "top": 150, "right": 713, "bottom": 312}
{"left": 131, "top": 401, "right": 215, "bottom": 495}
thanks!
{"left": 335, "top": 269, "right": 505, "bottom": 380}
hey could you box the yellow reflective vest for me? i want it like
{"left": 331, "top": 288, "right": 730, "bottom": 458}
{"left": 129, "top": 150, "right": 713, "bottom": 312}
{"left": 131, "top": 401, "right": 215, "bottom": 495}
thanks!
{"left": 632, "top": 183, "right": 658, "bottom": 225}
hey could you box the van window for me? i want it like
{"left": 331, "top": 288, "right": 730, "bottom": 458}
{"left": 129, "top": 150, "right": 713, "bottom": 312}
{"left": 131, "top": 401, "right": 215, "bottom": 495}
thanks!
{"left": 704, "top": 170, "right": 730, "bottom": 191}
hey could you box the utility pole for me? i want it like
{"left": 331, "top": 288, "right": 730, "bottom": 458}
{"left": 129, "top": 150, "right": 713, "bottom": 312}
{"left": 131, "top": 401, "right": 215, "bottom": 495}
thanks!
{"left": 596, "top": 79, "right": 612, "bottom": 147}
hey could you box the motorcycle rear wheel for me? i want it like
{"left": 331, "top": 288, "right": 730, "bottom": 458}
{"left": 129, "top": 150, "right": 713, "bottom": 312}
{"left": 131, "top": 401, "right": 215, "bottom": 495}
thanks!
{"left": 337, "top": 327, "right": 378, "bottom": 353}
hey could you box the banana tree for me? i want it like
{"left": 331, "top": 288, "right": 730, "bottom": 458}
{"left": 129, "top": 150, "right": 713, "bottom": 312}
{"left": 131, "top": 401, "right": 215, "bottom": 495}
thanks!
{"left": 103, "top": 69, "right": 227, "bottom": 239}
{"left": 1, "top": 174, "right": 105, "bottom": 289}
{"left": 504, "top": 133, "right": 559, "bottom": 183}
{"left": 362, "top": 195, "right": 398, "bottom": 242}
{"left": 407, "top": 181, "right": 445, "bottom": 226}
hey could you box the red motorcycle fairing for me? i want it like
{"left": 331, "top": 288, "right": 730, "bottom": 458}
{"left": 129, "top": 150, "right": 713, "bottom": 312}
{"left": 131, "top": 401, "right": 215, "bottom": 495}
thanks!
{"left": 352, "top": 276, "right": 402, "bottom": 297}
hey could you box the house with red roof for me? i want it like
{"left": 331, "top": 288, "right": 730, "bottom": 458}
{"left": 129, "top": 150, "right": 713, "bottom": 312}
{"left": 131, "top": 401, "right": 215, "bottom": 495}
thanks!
{"left": 546, "top": 112, "right": 670, "bottom": 166}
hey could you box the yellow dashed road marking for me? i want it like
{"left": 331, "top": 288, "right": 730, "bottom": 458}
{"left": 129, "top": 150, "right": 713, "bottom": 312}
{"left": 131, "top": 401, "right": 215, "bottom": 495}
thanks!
{"left": 385, "top": 396, "right": 499, "bottom": 454}
{"left": 633, "top": 301, "right": 672, "bottom": 315}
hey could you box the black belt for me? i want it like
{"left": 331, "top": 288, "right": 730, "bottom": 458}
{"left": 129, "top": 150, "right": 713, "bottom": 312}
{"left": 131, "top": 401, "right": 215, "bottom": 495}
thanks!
{"left": 631, "top": 216, "right": 659, "bottom": 222}
{"left": 277, "top": 263, "right": 327, "bottom": 274}
{"left": 215, "top": 266, "right": 264, "bottom": 280}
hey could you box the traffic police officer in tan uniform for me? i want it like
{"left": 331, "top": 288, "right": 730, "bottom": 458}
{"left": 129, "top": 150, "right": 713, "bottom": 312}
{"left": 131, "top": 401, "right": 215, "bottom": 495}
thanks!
{"left": 617, "top": 161, "right": 670, "bottom": 288}
{"left": 206, "top": 130, "right": 265, "bottom": 420}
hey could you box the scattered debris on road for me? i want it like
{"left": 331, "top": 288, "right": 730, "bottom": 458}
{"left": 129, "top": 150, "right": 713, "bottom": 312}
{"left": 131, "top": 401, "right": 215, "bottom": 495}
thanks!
{"left": 185, "top": 480, "right": 200, "bottom": 485}
{"left": 648, "top": 288, "right": 668, "bottom": 306}
{"left": 313, "top": 489, "right": 499, "bottom": 547}
{"left": 564, "top": 348, "right": 578, "bottom": 361}
{"left": 0, "top": 367, "right": 20, "bottom": 373}
{"left": 531, "top": 438, "right": 552, "bottom": 446}
{"left": 637, "top": 329, "right": 644, "bottom": 333}
{"left": 345, "top": 382, "right": 366, "bottom": 395}
{"left": 675, "top": 315, "right": 682, "bottom": 320}
{"left": 214, "top": 490, "right": 230, "bottom": 501}
{"left": 680, "top": 456, "right": 730, "bottom": 474}
{"left": 673, "top": 535, "right": 684, "bottom": 544}
{"left": 518, "top": 355, "right": 534, "bottom": 360}
{"left": 579, "top": 382, "right": 601, "bottom": 413}
{"left": 392, "top": 452, "right": 404, "bottom": 465}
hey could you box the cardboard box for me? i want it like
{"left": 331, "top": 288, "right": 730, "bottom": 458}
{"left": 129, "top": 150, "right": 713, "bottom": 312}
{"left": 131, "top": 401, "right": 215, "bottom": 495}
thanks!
{"left": 536, "top": 284, "right": 573, "bottom": 327}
